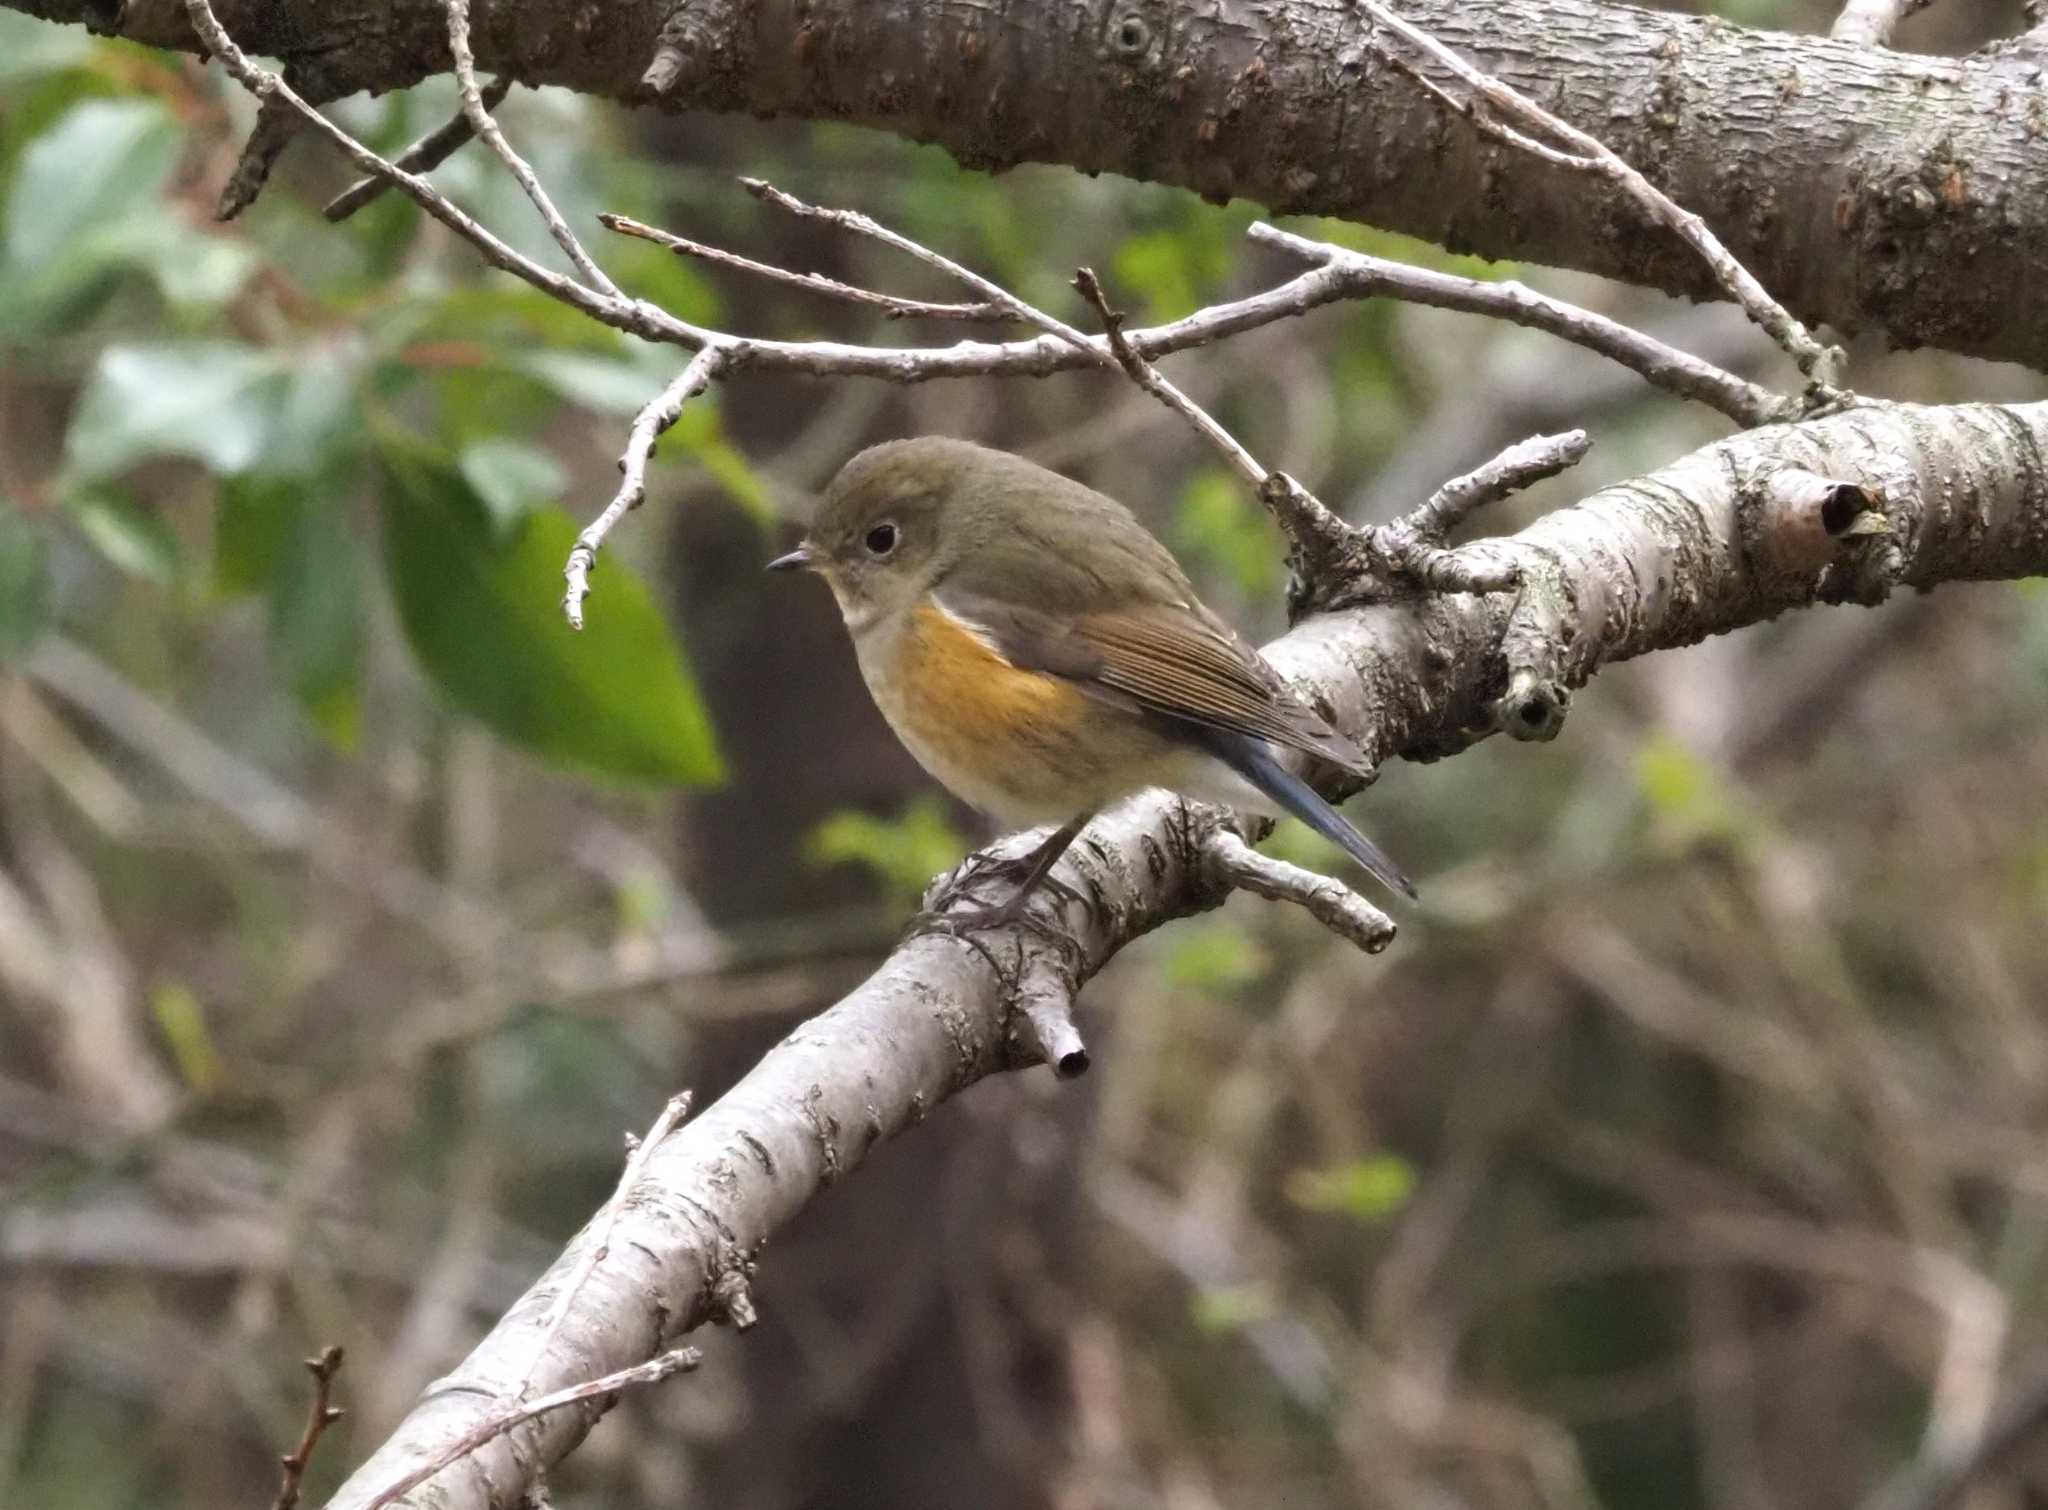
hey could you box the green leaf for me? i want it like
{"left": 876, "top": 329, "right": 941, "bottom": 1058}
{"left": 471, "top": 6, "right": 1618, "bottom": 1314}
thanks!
{"left": 269, "top": 496, "right": 365, "bottom": 750}
{"left": 84, "top": 216, "right": 260, "bottom": 310}
{"left": 149, "top": 979, "right": 222, "bottom": 1096}
{"left": 0, "top": 502, "right": 53, "bottom": 659}
{"left": 1285, "top": 1155, "right": 1417, "bottom": 1223}
{"left": 269, "top": 343, "right": 365, "bottom": 476}
{"left": 65, "top": 343, "right": 290, "bottom": 480}
{"left": 805, "top": 795, "right": 969, "bottom": 908}
{"left": 1635, "top": 734, "right": 1750, "bottom": 851}
{"left": 459, "top": 437, "right": 565, "bottom": 534}
{"left": 1189, "top": 1284, "right": 1277, "bottom": 1336}
{"left": 67, "top": 488, "right": 181, "bottom": 584}
{"left": 4, "top": 99, "right": 178, "bottom": 274}
{"left": 514, "top": 350, "right": 672, "bottom": 415}
{"left": 378, "top": 437, "right": 723, "bottom": 786}
{"left": 213, "top": 475, "right": 296, "bottom": 596}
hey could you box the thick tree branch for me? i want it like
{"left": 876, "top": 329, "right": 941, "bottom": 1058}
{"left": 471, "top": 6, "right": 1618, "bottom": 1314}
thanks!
{"left": 20, "top": 0, "right": 2048, "bottom": 369}
{"left": 324, "top": 397, "right": 2048, "bottom": 1509}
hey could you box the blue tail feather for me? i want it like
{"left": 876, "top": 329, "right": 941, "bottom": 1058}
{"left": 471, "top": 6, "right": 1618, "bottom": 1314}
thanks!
{"left": 1205, "top": 732, "right": 1418, "bottom": 902}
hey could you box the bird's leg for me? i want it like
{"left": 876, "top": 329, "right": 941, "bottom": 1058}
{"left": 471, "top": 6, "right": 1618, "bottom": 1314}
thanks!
{"left": 926, "top": 814, "right": 1091, "bottom": 932}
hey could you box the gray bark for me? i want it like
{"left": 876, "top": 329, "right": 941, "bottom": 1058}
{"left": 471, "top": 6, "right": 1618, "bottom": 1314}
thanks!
{"left": 12, "top": 0, "right": 2048, "bottom": 368}
{"left": 322, "top": 397, "right": 2048, "bottom": 1509}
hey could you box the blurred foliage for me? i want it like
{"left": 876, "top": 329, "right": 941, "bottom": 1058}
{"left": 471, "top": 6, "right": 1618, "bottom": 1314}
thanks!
{"left": 804, "top": 794, "right": 969, "bottom": 910}
{"left": 0, "top": 17, "right": 739, "bottom": 784}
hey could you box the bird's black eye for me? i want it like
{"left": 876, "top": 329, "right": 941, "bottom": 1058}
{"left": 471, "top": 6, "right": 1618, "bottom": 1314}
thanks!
{"left": 863, "top": 521, "right": 899, "bottom": 557}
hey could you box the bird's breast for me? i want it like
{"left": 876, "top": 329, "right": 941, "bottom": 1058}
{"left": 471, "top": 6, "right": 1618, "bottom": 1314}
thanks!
{"left": 853, "top": 598, "right": 1165, "bottom": 822}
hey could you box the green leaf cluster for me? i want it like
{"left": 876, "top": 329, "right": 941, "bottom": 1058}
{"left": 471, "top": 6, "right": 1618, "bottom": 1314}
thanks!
{"left": 0, "top": 28, "right": 747, "bottom": 786}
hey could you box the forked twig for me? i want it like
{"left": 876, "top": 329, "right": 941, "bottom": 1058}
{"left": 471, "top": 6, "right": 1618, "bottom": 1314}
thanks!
{"left": 324, "top": 78, "right": 511, "bottom": 222}
{"left": 270, "top": 1346, "right": 347, "bottom": 1510}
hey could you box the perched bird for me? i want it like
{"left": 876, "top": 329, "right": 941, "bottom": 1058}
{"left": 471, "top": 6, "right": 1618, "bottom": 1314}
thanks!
{"left": 769, "top": 437, "right": 1414, "bottom": 923}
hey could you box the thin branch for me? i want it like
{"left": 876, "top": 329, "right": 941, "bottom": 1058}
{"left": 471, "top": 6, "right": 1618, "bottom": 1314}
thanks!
{"left": 1206, "top": 827, "right": 1396, "bottom": 954}
{"left": 1356, "top": 0, "right": 1845, "bottom": 390}
{"left": 323, "top": 78, "right": 510, "bottom": 222}
{"left": 1071, "top": 267, "right": 1269, "bottom": 493}
{"left": 444, "top": 0, "right": 618, "bottom": 296}
{"left": 270, "top": 1346, "right": 346, "bottom": 1510}
{"left": 563, "top": 346, "right": 729, "bottom": 629}
{"left": 600, "top": 213, "right": 1005, "bottom": 321}
{"left": 358, "top": 1347, "right": 701, "bottom": 1510}
{"left": 1831, "top": 0, "right": 1937, "bottom": 46}
{"left": 181, "top": 0, "right": 668, "bottom": 347}
{"left": 1365, "top": 430, "right": 1593, "bottom": 594}
{"left": 180, "top": 30, "right": 1792, "bottom": 436}
{"left": 515, "top": 1093, "right": 694, "bottom": 1398}
{"left": 1069, "top": 265, "right": 1383, "bottom": 607}
{"left": 1247, "top": 224, "right": 1790, "bottom": 428}
{"left": 742, "top": 177, "right": 1110, "bottom": 361}
{"left": 1415, "top": 430, "right": 1594, "bottom": 538}
{"left": 219, "top": 91, "right": 304, "bottom": 220}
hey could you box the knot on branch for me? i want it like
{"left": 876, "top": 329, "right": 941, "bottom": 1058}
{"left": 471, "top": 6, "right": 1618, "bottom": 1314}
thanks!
{"left": 710, "top": 1257, "right": 759, "bottom": 1330}
{"left": 1493, "top": 550, "right": 1576, "bottom": 742}
{"left": 1747, "top": 467, "right": 1888, "bottom": 571}
{"left": 912, "top": 831, "right": 1092, "bottom": 1081}
{"left": 1742, "top": 465, "right": 1901, "bottom": 605}
{"left": 1496, "top": 669, "right": 1571, "bottom": 741}
{"left": 641, "top": 2, "right": 736, "bottom": 96}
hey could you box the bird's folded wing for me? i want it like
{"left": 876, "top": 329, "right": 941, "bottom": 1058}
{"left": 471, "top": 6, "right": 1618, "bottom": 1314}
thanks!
{"left": 935, "top": 587, "right": 1370, "bottom": 775}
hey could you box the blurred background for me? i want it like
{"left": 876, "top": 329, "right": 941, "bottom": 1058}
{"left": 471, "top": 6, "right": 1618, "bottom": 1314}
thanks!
{"left": 3, "top": 1, "right": 2048, "bottom": 1507}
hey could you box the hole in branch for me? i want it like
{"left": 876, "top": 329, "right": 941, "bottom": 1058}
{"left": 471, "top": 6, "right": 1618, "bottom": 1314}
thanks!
{"left": 1821, "top": 482, "right": 1875, "bottom": 535}
{"left": 1112, "top": 13, "right": 1152, "bottom": 55}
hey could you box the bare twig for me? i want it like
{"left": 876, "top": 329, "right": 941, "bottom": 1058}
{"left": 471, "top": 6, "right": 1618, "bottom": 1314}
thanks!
{"left": 323, "top": 78, "right": 511, "bottom": 222}
{"left": 1414, "top": 430, "right": 1593, "bottom": 539}
{"left": 270, "top": 1345, "right": 346, "bottom": 1510}
{"left": 1365, "top": 430, "right": 1593, "bottom": 594}
{"left": 1205, "top": 827, "right": 1396, "bottom": 954}
{"left": 600, "top": 213, "right": 1005, "bottom": 321}
{"left": 563, "top": 346, "right": 729, "bottom": 629}
{"left": 515, "top": 1093, "right": 694, "bottom": 1397}
{"left": 444, "top": 0, "right": 618, "bottom": 296}
{"left": 742, "top": 178, "right": 1103, "bottom": 356}
{"left": 1357, "top": 0, "right": 1846, "bottom": 390}
{"left": 1247, "top": 224, "right": 1789, "bottom": 428}
{"left": 1071, "top": 266, "right": 1269, "bottom": 493}
{"left": 182, "top": 0, "right": 646, "bottom": 341}
{"left": 1831, "top": 0, "right": 1937, "bottom": 46}
{"left": 359, "top": 1347, "right": 700, "bottom": 1510}
{"left": 1069, "top": 265, "right": 1390, "bottom": 608}
{"left": 219, "top": 91, "right": 304, "bottom": 220}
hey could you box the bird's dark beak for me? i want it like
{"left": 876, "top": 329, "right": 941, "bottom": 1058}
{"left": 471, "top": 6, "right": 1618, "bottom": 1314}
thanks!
{"left": 765, "top": 543, "right": 814, "bottom": 573}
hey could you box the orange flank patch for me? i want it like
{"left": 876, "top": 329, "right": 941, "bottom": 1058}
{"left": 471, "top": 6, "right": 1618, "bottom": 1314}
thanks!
{"left": 897, "top": 601, "right": 1090, "bottom": 769}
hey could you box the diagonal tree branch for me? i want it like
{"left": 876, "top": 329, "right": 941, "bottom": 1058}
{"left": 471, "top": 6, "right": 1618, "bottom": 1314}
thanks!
{"left": 324, "top": 397, "right": 2048, "bottom": 1509}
